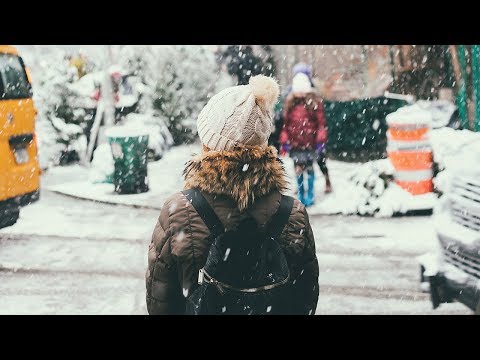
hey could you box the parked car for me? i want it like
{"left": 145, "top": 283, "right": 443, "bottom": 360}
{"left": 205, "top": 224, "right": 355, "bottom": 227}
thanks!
{"left": 419, "top": 163, "right": 480, "bottom": 314}
{"left": 0, "top": 45, "right": 40, "bottom": 229}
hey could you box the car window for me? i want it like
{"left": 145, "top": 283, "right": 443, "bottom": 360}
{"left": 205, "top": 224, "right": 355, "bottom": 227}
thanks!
{"left": 0, "top": 53, "right": 31, "bottom": 99}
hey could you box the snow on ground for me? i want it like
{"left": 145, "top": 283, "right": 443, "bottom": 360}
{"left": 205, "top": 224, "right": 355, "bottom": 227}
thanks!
{"left": 316, "top": 294, "right": 469, "bottom": 315}
{"left": 45, "top": 143, "right": 396, "bottom": 216}
{"left": 2, "top": 160, "right": 473, "bottom": 314}
{"left": 0, "top": 235, "right": 144, "bottom": 276}
{"left": 40, "top": 127, "right": 480, "bottom": 218}
{"left": 0, "top": 188, "right": 156, "bottom": 315}
{"left": 0, "top": 190, "right": 158, "bottom": 241}
{"left": 0, "top": 272, "right": 143, "bottom": 315}
{"left": 310, "top": 214, "right": 472, "bottom": 314}
{"left": 45, "top": 143, "right": 200, "bottom": 210}
{"left": 299, "top": 158, "right": 437, "bottom": 217}
{"left": 311, "top": 214, "right": 439, "bottom": 255}
{"left": 306, "top": 127, "right": 479, "bottom": 217}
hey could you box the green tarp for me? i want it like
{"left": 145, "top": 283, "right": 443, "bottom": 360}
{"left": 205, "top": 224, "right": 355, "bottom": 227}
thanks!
{"left": 324, "top": 96, "right": 407, "bottom": 162}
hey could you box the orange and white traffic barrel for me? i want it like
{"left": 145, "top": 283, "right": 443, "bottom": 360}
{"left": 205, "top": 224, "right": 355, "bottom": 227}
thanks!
{"left": 394, "top": 168, "right": 434, "bottom": 194}
{"left": 386, "top": 107, "right": 433, "bottom": 195}
{"left": 387, "top": 137, "right": 432, "bottom": 171}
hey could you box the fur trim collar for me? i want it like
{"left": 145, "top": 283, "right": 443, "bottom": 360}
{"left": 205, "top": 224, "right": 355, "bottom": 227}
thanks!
{"left": 184, "top": 146, "right": 288, "bottom": 211}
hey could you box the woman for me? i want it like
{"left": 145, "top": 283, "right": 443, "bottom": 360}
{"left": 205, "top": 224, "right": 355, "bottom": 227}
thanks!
{"left": 146, "top": 75, "right": 319, "bottom": 315}
{"left": 270, "top": 63, "right": 316, "bottom": 152}
{"left": 280, "top": 72, "right": 331, "bottom": 207}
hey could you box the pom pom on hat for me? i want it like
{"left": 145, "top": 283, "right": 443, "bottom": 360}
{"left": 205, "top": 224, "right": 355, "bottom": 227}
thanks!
{"left": 249, "top": 75, "right": 280, "bottom": 108}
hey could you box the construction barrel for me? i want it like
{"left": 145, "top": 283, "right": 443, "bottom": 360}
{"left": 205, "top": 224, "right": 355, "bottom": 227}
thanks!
{"left": 386, "top": 106, "right": 433, "bottom": 195}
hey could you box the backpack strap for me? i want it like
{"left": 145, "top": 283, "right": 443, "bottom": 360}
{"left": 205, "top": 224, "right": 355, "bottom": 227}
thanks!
{"left": 267, "top": 194, "right": 295, "bottom": 240}
{"left": 182, "top": 188, "right": 224, "bottom": 237}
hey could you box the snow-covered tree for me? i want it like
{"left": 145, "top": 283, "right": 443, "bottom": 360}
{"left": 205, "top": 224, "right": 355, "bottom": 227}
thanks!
{"left": 217, "top": 45, "right": 277, "bottom": 85}
{"left": 28, "top": 47, "right": 92, "bottom": 166}
{"left": 118, "top": 45, "right": 232, "bottom": 145}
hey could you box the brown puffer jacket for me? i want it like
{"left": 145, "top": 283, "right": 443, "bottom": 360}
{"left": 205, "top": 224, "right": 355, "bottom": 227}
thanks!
{"left": 145, "top": 145, "right": 319, "bottom": 315}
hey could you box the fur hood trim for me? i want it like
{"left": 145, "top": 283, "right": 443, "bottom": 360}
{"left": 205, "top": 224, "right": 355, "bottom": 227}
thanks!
{"left": 184, "top": 145, "right": 288, "bottom": 211}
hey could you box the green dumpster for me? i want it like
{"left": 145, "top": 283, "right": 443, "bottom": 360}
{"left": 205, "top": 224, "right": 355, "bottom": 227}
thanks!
{"left": 105, "top": 126, "right": 149, "bottom": 194}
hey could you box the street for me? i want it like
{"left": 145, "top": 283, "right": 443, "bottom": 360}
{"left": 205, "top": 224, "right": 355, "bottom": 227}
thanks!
{"left": 0, "top": 189, "right": 470, "bottom": 314}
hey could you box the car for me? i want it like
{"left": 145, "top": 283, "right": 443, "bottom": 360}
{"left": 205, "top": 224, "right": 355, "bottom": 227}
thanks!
{"left": 0, "top": 45, "right": 41, "bottom": 229}
{"left": 419, "top": 164, "right": 480, "bottom": 314}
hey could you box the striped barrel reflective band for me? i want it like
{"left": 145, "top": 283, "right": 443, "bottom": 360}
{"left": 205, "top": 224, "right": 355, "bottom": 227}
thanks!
{"left": 386, "top": 137, "right": 431, "bottom": 151}
{"left": 387, "top": 142, "right": 431, "bottom": 152}
{"left": 387, "top": 122, "right": 431, "bottom": 130}
{"left": 394, "top": 168, "right": 433, "bottom": 182}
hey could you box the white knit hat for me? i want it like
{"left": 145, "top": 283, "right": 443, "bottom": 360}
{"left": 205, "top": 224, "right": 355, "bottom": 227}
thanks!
{"left": 292, "top": 72, "right": 313, "bottom": 94}
{"left": 197, "top": 75, "right": 280, "bottom": 151}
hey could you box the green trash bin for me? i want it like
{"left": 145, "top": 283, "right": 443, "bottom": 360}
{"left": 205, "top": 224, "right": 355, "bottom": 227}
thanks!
{"left": 105, "top": 126, "right": 149, "bottom": 194}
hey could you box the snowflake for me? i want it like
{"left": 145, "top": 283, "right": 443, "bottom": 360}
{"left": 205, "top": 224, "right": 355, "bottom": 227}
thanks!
{"left": 176, "top": 230, "right": 185, "bottom": 242}
{"left": 223, "top": 248, "right": 231, "bottom": 261}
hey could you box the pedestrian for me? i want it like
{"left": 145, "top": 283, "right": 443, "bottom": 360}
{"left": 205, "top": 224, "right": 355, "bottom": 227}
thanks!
{"left": 288, "top": 63, "right": 331, "bottom": 190}
{"left": 269, "top": 63, "right": 316, "bottom": 152}
{"left": 146, "top": 75, "right": 319, "bottom": 315}
{"left": 280, "top": 72, "right": 331, "bottom": 207}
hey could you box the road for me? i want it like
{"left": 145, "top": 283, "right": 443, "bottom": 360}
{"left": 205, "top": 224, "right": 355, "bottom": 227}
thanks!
{"left": 0, "top": 189, "right": 471, "bottom": 315}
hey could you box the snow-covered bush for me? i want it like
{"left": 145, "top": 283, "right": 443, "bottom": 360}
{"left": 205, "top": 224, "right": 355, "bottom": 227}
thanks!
{"left": 23, "top": 45, "right": 232, "bottom": 169}
{"left": 89, "top": 143, "right": 114, "bottom": 183}
{"left": 311, "top": 127, "right": 479, "bottom": 217}
{"left": 311, "top": 158, "right": 436, "bottom": 217}
{"left": 23, "top": 47, "right": 97, "bottom": 167}
{"left": 343, "top": 159, "right": 396, "bottom": 216}
{"left": 217, "top": 45, "right": 277, "bottom": 85}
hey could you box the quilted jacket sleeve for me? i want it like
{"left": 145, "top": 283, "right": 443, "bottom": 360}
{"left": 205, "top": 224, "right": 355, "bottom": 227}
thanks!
{"left": 296, "top": 207, "right": 320, "bottom": 314}
{"left": 145, "top": 196, "right": 185, "bottom": 315}
{"left": 283, "top": 202, "right": 320, "bottom": 315}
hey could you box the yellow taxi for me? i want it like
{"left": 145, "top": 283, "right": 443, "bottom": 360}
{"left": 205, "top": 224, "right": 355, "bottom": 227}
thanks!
{"left": 0, "top": 45, "right": 40, "bottom": 229}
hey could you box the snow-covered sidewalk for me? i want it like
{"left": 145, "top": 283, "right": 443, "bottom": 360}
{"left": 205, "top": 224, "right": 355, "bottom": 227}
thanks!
{"left": 302, "top": 158, "right": 438, "bottom": 217}
{"left": 47, "top": 147, "right": 436, "bottom": 217}
{"left": 44, "top": 127, "right": 479, "bottom": 217}
{"left": 45, "top": 144, "right": 200, "bottom": 210}
{"left": 44, "top": 145, "right": 437, "bottom": 216}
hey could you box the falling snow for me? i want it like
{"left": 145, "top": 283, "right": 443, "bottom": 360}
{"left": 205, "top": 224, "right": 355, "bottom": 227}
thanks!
{"left": 223, "top": 248, "right": 231, "bottom": 261}
{"left": 1, "top": 45, "right": 476, "bottom": 316}
{"left": 176, "top": 231, "right": 185, "bottom": 242}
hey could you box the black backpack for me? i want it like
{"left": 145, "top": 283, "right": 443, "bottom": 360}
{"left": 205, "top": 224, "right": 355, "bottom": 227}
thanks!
{"left": 182, "top": 188, "right": 294, "bottom": 315}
